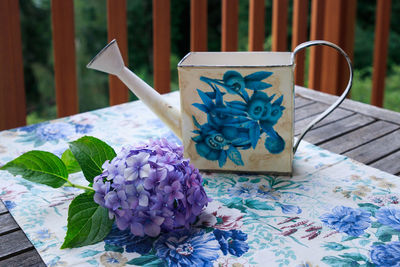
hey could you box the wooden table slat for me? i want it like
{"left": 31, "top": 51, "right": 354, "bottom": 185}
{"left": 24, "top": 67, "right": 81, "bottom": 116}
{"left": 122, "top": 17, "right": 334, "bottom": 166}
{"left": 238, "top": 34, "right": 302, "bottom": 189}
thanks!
{"left": 296, "top": 86, "right": 400, "bottom": 125}
{"left": 0, "top": 231, "right": 33, "bottom": 259}
{"left": 344, "top": 129, "right": 400, "bottom": 165}
{"left": 0, "top": 213, "right": 19, "bottom": 235}
{"left": 0, "top": 201, "right": 7, "bottom": 214}
{"left": 370, "top": 150, "right": 400, "bottom": 175}
{"left": 320, "top": 120, "right": 400, "bottom": 154}
{"left": 295, "top": 102, "right": 330, "bottom": 122}
{"left": 303, "top": 113, "right": 376, "bottom": 145}
{"left": 294, "top": 96, "right": 314, "bottom": 109}
{"left": 0, "top": 249, "right": 45, "bottom": 267}
{"left": 295, "top": 107, "right": 354, "bottom": 136}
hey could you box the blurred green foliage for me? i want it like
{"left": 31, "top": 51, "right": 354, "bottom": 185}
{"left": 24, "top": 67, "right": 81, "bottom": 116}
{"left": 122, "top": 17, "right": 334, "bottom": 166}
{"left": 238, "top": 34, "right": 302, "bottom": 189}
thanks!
{"left": 21, "top": 0, "right": 400, "bottom": 124}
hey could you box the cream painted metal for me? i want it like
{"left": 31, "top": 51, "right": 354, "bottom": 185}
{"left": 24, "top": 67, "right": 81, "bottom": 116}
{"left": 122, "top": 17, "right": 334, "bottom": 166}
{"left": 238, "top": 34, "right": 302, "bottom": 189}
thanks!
{"left": 87, "top": 40, "right": 352, "bottom": 175}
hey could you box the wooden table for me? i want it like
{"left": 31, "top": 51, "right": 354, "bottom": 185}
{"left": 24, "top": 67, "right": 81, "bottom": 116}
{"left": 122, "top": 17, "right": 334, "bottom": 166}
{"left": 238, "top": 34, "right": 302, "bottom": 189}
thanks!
{"left": 1, "top": 86, "right": 399, "bottom": 266}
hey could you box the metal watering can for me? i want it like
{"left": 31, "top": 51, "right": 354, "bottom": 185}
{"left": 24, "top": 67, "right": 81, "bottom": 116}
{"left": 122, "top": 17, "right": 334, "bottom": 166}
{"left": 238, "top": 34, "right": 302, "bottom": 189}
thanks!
{"left": 88, "top": 40, "right": 352, "bottom": 175}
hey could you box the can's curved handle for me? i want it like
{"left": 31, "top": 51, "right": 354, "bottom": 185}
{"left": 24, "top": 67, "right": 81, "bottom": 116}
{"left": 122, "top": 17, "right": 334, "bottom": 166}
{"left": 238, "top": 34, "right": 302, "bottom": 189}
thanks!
{"left": 292, "top": 40, "right": 353, "bottom": 154}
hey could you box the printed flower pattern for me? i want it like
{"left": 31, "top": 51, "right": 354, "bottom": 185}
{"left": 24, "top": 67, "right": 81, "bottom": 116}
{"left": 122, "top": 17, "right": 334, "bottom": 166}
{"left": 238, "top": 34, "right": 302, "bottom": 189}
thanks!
{"left": 192, "top": 70, "right": 285, "bottom": 167}
{"left": 370, "top": 241, "right": 400, "bottom": 267}
{"left": 154, "top": 229, "right": 220, "bottom": 267}
{"left": 320, "top": 206, "right": 371, "bottom": 236}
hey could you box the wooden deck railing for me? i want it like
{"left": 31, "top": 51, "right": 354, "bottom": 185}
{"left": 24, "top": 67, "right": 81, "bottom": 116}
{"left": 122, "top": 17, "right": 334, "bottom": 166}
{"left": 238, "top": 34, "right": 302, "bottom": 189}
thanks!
{"left": 0, "top": 0, "right": 392, "bottom": 131}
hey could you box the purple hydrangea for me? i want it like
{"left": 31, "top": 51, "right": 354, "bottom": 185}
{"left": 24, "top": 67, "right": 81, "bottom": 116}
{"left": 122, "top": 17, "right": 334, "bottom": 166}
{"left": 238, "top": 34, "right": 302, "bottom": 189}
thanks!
{"left": 93, "top": 139, "right": 211, "bottom": 237}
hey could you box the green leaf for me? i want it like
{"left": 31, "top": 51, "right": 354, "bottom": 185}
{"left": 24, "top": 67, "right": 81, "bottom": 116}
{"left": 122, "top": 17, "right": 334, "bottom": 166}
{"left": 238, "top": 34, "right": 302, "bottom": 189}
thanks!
{"left": 69, "top": 136, "right": 116, "bottom": 183}
{"left": 322, "top": 242, "right": 350, "bottom": 251}
{"left": 126, "top": 255, "right": 160, "bottom": 266}
{"left": 342, "top": 236, "right": 358, "bottom": 242}
{"left": 0, "top": 150, "right": 68, "bottom": 188}
{"left": 61, "top": 149, "right": 81, "bottom": 174}
{"left": 250, "top": 178, "right": 261, "bottom": 183}
{"left": 219, "top": 197, "right": 247, "bottom": 212}
{"left": 104, "top": 244, "right": 124, "bottom": 253}
{"left": 376, "top": 225, "right": 399, "bottom": 242}
{"left": 245, "top": 199, "right": 275, "bottom": 210}
{"left": 321, "top": 256, "right": 360, "bottom": 267}
{"left": 61, "top": 192, "right": 114, "bottom": 249}
{"left": 143, "top": 259, "right": 164, "bottom": 267}
{"left": 371, "top": 221, "right": 382, "bottom": 228}
{"left": 339, "top": 252, "right": 369, "bottom": 262}
{"left": 238, "top": 177, "right": 249, "bottom": 182}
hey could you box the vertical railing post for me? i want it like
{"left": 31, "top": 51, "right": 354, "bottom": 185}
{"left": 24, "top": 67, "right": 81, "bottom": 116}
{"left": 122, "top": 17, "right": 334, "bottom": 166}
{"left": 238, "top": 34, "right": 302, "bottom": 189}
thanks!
{"left": 320, "top": 0, "right": 356, "bottom": 95}
{"left": 371, "top": 0, "right": 391, "bottom": 107}
{"left": 272, "top": 0, "right": 288, "bottom": 51}
{"left": 51, "top": 0, "right": 79, "bottom": 117}
{"left": 191, "top": 0, "right": 208, "bottom": 51}
{"left": 152, "top": 0, "right": 171, "bottom": 94}
{"left": 107, "top": 0, "right": 129, "bottom": 105}
{"left": 221, "top": 0, "right": 238, "bottom": 51}
{"left": 308, "top": 0, "right": 325, "bottom": 91}
{"left": 0, "top": 0, "right": 26, "bottom": 130}
{"left": 248, "top": 0, "right": 265, "bottom": 51}
{"left": 291, "top": 0, "right": 309, "bottom": 86}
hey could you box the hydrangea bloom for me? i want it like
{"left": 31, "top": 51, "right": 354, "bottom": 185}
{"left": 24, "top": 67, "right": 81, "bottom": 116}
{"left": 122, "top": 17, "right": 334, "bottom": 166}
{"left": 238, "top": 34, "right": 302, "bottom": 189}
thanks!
{"left": 93, "top": 139, "right": 211, "bottom": 237}
{"left": 320, "top": 206, "right": 371, "bottom": 237}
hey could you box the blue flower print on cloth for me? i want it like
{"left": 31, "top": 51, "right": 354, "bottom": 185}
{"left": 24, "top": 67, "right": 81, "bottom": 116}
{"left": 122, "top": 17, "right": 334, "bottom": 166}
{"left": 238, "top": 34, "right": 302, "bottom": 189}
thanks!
{"left": 320, "top": 206, "right": 371, "bottom": 236}
{"left": 213, "top": 229, "right": 249, "bottom": 257}
{"left": 154, "top": 229, "right": 220, "bottom": 267}
{"left": 370, "top": 241, "right": 400, "bottom": 267}
{"left": 192, "top": 70, "right": 285, "bottom": 167}
{"left": 104, "top": 224, "right": 154, "bottom": 255}
{"left": 376, "top": 206, "right": 400, "bottom": 231}
{"left": 15, "top": 121, "right": 93, "bottom": 147}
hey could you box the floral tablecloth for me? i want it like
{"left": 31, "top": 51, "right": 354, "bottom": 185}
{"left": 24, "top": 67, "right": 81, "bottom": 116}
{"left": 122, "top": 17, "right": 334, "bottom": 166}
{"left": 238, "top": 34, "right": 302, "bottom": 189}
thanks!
{"left": 0, "top": 92, "right": 399, "bottom": 267}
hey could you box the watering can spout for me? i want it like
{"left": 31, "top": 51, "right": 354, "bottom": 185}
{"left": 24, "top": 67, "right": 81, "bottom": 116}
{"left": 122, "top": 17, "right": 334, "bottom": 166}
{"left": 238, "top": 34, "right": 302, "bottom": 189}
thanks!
{"left": 87, "top": 40, "right": 182, "bottom": 140}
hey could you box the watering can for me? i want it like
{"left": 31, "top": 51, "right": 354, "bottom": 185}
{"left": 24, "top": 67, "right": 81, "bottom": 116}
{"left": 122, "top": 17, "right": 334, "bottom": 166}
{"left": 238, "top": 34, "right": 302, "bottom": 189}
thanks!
{"left": 87, "top": 40, "right": 352, "bottom": 175}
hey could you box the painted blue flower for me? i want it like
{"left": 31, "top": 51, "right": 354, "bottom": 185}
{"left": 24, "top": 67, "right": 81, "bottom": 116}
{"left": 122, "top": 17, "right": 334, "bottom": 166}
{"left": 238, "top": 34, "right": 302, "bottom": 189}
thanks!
{"left": 192, "top": 70, "right": 286, "bottom": 167}
{"left": 376, "top": 206, "right": 400, "bottom": 231}
{"left": 193, "top": 88, "right": 246, "bottom": 128}
{"left": 17, "top": 122, "right": 76, "bottom": 147}
{"left": 259, "top": 95, "right": 285, "bottom": 128}
{"left": 36, "top": 229, "right": 51, "bottom": 239}
{"left": 4, "top": 200, "right": 16, "bottom": 210}
{"left": 279, "top": 204, "right": 302, "bottom": 214}
{"left": 192, "top": 119, "right": 244, "bottom": 167}
{"left": 246, "top": 91, "right": 274, "bottom": 121}
{"left": 74, "top": 123, "right": 93, "bottom": 134}
{"left": 228, "top": 183, "right": 257, "bottom": 198}
{"left": 370, "top": 241, "right": 400, "bottom": 267}
{"left": 35, "top": 122, "right": 75, "bottom": 141}
{"left": 320, "top": 206, "right": 371, "bottom": 236}
{"left": 155, "top": 229, "right": 220, "bottom": 267}
{"left": 263, "top": 129, "right": 285, "bottom": 154}
{"left": 213, "top": 229, "right": 249, "bottom": 257}
{"left": 104, "top": 224, "right": 153, "bottom": 255}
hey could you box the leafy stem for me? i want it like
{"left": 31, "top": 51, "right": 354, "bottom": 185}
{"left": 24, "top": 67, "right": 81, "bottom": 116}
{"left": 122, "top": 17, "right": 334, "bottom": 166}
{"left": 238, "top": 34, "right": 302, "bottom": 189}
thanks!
{"left": 65, "top": 181, "right": 95, "bottom": 192}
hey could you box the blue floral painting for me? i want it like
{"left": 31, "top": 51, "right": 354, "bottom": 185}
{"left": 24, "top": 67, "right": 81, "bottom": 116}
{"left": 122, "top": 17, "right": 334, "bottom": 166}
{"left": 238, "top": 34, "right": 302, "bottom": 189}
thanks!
{"left": 191, "top": 70, "right": 285, "bottom": 167}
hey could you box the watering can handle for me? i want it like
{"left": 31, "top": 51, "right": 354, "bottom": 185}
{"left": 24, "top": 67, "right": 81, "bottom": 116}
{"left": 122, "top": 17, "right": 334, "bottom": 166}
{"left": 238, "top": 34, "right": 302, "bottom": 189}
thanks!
{"left": 292, "top": 40, "right": 354, "bottom": 154}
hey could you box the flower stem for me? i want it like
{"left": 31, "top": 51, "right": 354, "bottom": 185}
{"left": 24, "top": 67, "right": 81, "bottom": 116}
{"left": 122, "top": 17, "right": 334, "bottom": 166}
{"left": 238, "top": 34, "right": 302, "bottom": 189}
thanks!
{"left": 65, "top": 181, "right": 94, "bottom": 192}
